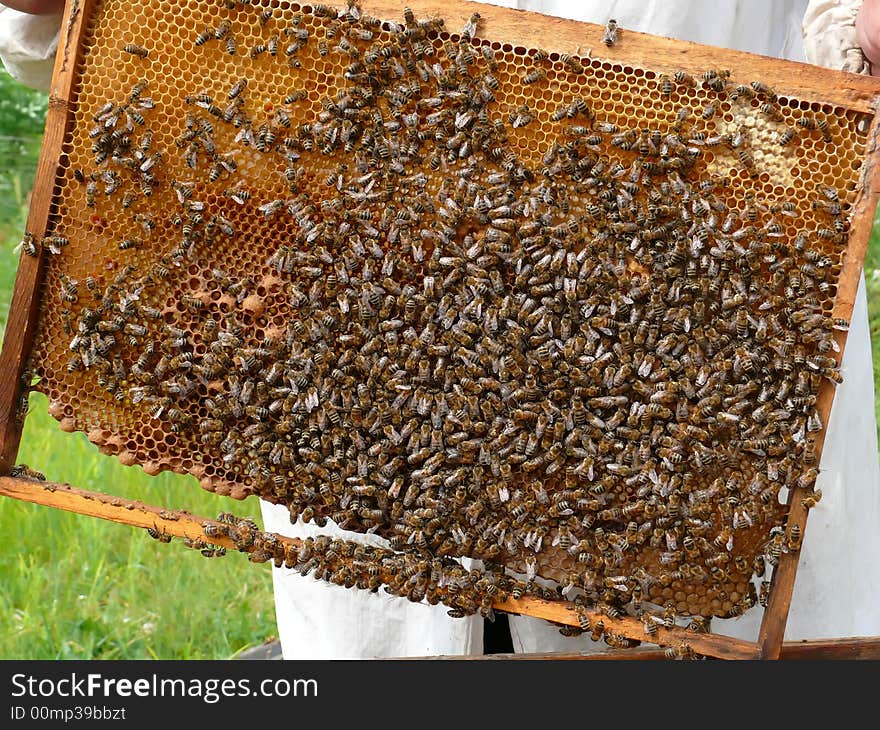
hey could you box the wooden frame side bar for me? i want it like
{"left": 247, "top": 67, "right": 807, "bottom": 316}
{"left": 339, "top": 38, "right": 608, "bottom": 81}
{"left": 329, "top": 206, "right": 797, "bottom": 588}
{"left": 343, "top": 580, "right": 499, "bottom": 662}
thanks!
{"left": 757, "top": 106, "right": 880, "bottom": 660}
{"left": 0, "top": 476, "right": 759, "bottom": 660}
{"left": 0, "top": 0, "right": 98, "bottom": 474}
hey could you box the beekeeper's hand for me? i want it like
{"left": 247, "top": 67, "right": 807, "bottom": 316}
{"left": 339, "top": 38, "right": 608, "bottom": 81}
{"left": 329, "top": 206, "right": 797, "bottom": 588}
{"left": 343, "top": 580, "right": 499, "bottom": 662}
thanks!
{"left": 0, "top": 0, "right": 63, "bottom": 91}
{"left": 856, "top": 0, "right": 880, "bottom": 74}
{"left": 803, "top": 0, "right": 871, "bottom": 73}
{"left": 1, "top": 1, "right": 64, "bottom": 14}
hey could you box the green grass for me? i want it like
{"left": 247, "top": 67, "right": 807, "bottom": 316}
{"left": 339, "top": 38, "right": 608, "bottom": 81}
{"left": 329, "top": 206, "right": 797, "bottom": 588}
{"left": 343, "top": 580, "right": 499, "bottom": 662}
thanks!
{"left": 0, "top": 228, "right": 277, "bottom": 659}
{"left": 0, "top": 397, "right": 276, "bottom": 660}
{"left": 0, "top": 67, "right": 276, "bottom": 660}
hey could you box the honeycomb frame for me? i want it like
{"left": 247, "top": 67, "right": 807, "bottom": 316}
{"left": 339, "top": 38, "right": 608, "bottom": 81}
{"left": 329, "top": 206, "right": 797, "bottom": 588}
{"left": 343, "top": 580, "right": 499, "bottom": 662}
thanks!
{"left": 1, "top": 0, "right": 880, "bottom": 660}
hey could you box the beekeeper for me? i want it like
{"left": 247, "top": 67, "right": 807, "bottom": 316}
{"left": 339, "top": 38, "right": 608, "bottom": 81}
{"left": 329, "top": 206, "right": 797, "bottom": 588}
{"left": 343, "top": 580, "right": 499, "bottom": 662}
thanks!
{"left": 3, "top": 0, "right": 878, "bottom": 658}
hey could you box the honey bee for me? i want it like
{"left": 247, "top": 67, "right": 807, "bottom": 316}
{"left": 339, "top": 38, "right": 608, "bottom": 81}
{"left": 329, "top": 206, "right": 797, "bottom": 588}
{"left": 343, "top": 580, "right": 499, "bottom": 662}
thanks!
{"left": 797, "top": 115, "right": 832, "bottom": 142}
{"left": 766, "top": 529, "right": 785, "bottom": 566}
{"left": 611, "top": 128, "right": 637, "bottom": 150}
{"left": 266, "top": 33, "right": 279, "bottom": 57}
{"left": 461, "top": 11, "right": 482, "bottom": 40}
{"left": 124, "top": 322, "right": 147, "bottom": 338}
{"left": 59, "top": 273, "right": 78, "bottom": 303}
{"left": 750, "top": 80, "right": 778, "bottom": 101}
{"left": 760, "top": 102, "right": 785, "bottom": 122}
{"left": 477, "top": 45, "right": 499, "bottom": 71}
{"left": 560, "top": 53, "right": 584, "bottom": 74}
{"left": 20, "top": 231, "right": 39, "bottom": 257}
{"left": 602, "top": 19, "right": 619, "bottom": 46}
{"left": 801, "top": 489, "right": 823, "bottom": 509}
{"left": 737, "top": 148, "right": 758, "bottom": 176}
{"left": 531, "top": 47, "right": 549, "bottom": 62}
{"left": 313, "top": 3, "right": 336, "bottom": 19}
{"left": 213, "top": 20, "right": 231, "bottom": 39}
{"left": 123, "top": 43, "right": 149, "bottom": 58}
{"left": 509, "top": 104, "right": 534, "bottom": 129}
{"left": 759, "top": 580, "right": 771, "bottom": 607}
{"left": 787, "top": 524, "right": 802, "bottom": 552}
{"left": 228, "top": 78, "right": 248, "bottom": 100}
{"left": 200, "top": 546, "right": 227, "bottom": 558}
{"left": 795, "top": 467, "right": 819, "bottom": 492}
{"left": 85, "top": 177, "right": 100, "bottom": 206}
{"left": 523, "top": 68, "right": 547, "bottom": 85}
{"left": 127, "top": 107, "right": 146, "bottom": 125}
{"left": 42, "top": 235, "right": 70, "bottom": 256}
{"left": 672, "top": 70, "right": 697, "bottom": 88}
{"left": 8, "top": 463, "right": 46, "bottom": 481}
{"left": 700, "top": 68, "right": 729, "bottom": 91}
{"left": 730, "top": 84, "right": 756, "bottom": 100}
{"left": 147, "top": 523, "right": 172, "bottom": 544}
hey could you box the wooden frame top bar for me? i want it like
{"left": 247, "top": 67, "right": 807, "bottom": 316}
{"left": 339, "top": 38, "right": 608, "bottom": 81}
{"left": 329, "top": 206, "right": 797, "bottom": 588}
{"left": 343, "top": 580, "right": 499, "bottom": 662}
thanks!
{"left": 367, "top": 0, "right": 880, "bottom": 112}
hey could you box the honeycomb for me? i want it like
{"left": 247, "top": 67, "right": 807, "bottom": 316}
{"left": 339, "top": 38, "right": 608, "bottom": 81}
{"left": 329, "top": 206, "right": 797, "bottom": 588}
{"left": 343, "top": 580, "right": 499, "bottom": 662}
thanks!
{"left": 23, "top": 0, "right": 871, "bottom": 625}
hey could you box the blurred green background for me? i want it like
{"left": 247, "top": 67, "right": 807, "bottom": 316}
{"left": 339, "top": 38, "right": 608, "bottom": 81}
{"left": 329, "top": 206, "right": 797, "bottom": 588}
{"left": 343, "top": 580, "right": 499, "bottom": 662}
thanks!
{"left": 0, "top": 68, "right": 277, "bottom": 659}
{"left": 2, "top": 57, "right": 880, "bottom": 659}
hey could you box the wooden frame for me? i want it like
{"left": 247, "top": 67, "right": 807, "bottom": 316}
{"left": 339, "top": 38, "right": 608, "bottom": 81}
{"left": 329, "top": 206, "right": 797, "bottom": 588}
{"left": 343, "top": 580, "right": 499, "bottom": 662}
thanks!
{"left": 2, "top": 0, "right": 880, "bottom": 660}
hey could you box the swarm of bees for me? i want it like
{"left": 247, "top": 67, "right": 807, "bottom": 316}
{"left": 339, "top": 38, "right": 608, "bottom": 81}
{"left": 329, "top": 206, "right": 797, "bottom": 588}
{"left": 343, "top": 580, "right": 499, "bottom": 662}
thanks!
{"left": 28, "top": 0, "right": 864, "bottom": 640}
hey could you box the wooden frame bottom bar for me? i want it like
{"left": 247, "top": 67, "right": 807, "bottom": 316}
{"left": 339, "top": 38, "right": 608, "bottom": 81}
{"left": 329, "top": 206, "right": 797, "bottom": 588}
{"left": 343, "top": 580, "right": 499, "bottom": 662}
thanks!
{"left": 1, "top": 475, "right": 761, "bottom": 659}
{"left": 4, "top": 476, "right": 878, "bottom": 659}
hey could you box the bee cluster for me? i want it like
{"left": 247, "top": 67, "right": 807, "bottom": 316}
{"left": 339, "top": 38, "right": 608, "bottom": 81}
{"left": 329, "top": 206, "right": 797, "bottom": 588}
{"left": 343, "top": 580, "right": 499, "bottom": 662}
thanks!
{"left": 204, "top": 510, "right": 536, "bottom": 619}
{"left": 29, "top": 0, "right": 866, "bottom": 629}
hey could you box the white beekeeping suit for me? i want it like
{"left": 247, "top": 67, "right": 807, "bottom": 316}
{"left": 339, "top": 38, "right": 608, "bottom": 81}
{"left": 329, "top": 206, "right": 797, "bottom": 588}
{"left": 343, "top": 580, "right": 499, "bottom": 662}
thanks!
{"left": 0, "top": 6, "right": 60, "bottom": 92}
{"left": 4, "top": 0, "right": 879, "bottom": 658}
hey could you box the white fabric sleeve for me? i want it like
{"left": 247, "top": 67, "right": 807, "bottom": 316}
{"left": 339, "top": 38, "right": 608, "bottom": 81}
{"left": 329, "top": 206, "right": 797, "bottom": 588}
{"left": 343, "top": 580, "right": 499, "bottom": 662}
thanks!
{"left": 0, "top": 7, "right": 62, "bottom": 92}
{"left": 802, "top": 0, "right": 869, "bottom": 72}
{"left": 259, "top": 499, "right": 484, "bottom": 658}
